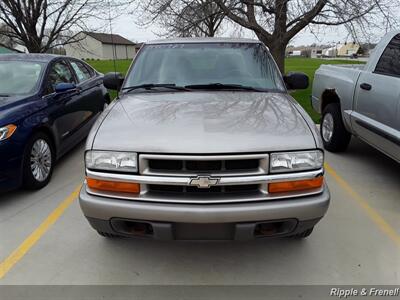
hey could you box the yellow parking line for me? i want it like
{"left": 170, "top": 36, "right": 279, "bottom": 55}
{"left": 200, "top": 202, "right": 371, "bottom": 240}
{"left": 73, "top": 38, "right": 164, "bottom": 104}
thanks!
{"left": 0, "top": 184, "right": 81, "bottom": 279}
{"left": 325, "top": 163, "right": 400, "bottom": 248}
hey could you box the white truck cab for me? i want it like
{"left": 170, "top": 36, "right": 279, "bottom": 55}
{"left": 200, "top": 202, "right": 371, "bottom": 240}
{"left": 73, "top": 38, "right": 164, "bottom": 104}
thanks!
{"left": 312, "top": 30, "right": 400, "bottom": 162}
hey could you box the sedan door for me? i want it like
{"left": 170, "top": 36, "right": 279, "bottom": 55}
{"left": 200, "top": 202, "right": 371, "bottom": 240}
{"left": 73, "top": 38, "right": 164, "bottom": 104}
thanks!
{"left": 69, "top": 59, "right": 105, "bottom": 115}
{"left": 44, "top": 59, "right": 82, "bottom": 155}
{"left": 351, "top": 34, "right": 400, "bottom": 161}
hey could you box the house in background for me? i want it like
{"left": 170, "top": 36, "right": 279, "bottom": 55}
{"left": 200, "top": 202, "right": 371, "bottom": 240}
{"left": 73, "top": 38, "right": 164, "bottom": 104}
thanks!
{"left": 0, "top": 46, "right": 17, "bottom": 54}
{"left": 337, "top": 42, "right": 360, "bottom": 57}
{"left": 65, "top": 31, "right": 137, "bottom": 60}
{"left": 359, "top": 43, "right": 377, "bottom": 57}
{"left": 289, "top": 50, "right": 303, "bottom": 57}
{"left": 310, "top": 48, "right": 324, "bottom": 58}
{"left": 286, "top": 46, "right": 307, "bottom": 57}
{"left": 322, "top": 46, "right": 338, "bottom": 57}
{"left": 0, "top": 45, "right": 25, "bottom": 54}
{"left": 0, "top": 29, "right": 27, "bottom": 53}
{"left": 286, "top": 45, "right": 325, "bottom": 58}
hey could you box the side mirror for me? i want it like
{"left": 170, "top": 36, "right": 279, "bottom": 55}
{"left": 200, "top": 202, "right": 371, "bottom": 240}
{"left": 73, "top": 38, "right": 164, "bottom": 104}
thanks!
{"left": 55, "top": 82, "right": 76, "bottom": 93}
{"left": 284, "top": 72, "right": 309, "bottom": 90}
{"left": 103, "top": 72, "right": 124, "bottom": 91}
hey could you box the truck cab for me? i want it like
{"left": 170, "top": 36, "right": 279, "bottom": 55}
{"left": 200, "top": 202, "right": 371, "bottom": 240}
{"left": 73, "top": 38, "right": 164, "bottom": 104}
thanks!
{"left": 312, "top": 31, "right": 400, "bottom": 162}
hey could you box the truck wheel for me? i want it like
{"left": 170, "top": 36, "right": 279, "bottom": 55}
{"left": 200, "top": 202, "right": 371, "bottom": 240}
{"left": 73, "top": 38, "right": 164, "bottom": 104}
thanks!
{"left": 97, "top": 231, "right": 120, "bottom": 238}
{"left": 23, "top": 132, "right": 55, "bottom": 190}
{"left": 321, "top": 103, "right": 351, "bottom": 152}
{"left": 292, "top": 227, "right": 314, "bottom": 239}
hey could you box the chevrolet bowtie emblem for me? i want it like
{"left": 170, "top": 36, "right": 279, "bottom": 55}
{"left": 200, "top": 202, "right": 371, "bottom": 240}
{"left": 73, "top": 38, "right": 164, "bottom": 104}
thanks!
{"left": 189, "top": 176, "right": 220, "bottom": 188}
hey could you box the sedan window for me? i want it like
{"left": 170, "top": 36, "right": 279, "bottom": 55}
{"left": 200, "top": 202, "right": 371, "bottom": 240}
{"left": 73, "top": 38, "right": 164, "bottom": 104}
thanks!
{"left": 47, "top": 61, "right": 75, "bottom": 93}
{"left": 70, "top": 60, "right": 92, "bottom": 83}
{"left": 0, "top": 61, "right": 44, "bottom": 95}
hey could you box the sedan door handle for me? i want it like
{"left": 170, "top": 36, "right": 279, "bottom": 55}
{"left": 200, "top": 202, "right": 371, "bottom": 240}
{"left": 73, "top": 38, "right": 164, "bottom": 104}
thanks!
{"left": 360, "top": 83, "right": 372, "bottom": 91}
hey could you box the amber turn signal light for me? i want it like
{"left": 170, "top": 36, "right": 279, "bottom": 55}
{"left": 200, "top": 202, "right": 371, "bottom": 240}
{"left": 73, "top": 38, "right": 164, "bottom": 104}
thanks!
{"left": 268, "top": 176, "right": 323, "bottom": 193}
{"left": 86, "top": 177, "right": 140, "bottom": 194}
{"left": 0, "top": 124, "right": 17, "bottom": 141}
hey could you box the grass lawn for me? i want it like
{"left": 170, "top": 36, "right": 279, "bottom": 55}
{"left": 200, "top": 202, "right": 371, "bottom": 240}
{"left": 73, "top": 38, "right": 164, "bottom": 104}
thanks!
{"left": 86, "top": 59, "right": 132, "bottom": 99}
{"left": 86, "top": 59, "right": 132, "bottom": 75}
{"left": 87, "top": 57, "right": 364, "bottom": 123}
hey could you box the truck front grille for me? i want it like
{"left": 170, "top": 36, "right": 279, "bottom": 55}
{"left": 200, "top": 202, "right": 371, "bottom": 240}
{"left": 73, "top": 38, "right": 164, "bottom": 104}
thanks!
{"left": 140, "top": 154, "right": 269, "bottom": 176}
{"left": 135, "top": 153, "right": 270, "bottom": 203}
{"left": 148, "top": 159, "right": 259, "bottom": 172}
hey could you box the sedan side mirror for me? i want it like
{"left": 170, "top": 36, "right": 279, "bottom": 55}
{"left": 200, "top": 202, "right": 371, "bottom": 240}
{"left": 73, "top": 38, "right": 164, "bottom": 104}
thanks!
{"left": 103, "top": 72, "right": 125, "bottom": 91}
{"left": 284, "top": 72, "right": 309, "bottom": 90}
{"left": 55, "top": 82, "right": 76, "bottom": 93}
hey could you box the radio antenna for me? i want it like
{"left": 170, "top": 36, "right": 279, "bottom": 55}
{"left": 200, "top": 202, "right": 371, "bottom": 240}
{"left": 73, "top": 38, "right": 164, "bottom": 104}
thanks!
{"left": 107, "top": 0, "right": 119, "bottom": 96}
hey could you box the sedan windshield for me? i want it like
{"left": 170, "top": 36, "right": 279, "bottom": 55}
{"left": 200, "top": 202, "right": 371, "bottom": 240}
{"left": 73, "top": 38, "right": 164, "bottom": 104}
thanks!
{"left": 0, "top": 61, "right": 44, "bottom": 96}
{"left": 124, "top": 43, "right": 286, "bottom": 92}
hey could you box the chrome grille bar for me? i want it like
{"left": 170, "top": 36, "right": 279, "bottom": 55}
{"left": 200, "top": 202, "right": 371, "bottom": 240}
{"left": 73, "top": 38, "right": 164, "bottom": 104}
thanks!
{"left": 86, "top": 168, "right": 323, "bottom": 186}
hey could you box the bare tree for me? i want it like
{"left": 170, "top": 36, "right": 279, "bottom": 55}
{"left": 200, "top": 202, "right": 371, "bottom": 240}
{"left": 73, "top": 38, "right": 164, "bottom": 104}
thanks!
{"left": 0, "top": 24, "right": 15, "bottom": 48}
{"left": 136, "top": 0, "right": 227, "bottom": 37}
{"left": 0, "top": 0, "right": 127, "bottom": 53}
{"left": 214, "top": 0, "right": 398, "bottom": 72}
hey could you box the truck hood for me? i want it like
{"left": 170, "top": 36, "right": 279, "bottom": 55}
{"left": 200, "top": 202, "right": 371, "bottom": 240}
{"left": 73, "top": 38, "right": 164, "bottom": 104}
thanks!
{"left": 92, "top": 91, "right": 317, "bottom": 153}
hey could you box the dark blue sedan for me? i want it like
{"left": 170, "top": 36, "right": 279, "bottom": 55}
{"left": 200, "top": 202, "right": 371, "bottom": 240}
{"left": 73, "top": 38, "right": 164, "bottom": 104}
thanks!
{"left": 0, "top": 54, "right": 109, "bottom": 191}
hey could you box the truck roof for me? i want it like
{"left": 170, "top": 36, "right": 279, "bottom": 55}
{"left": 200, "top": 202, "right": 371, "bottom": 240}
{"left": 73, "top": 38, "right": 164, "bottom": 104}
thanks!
{"left": 146, "top": 37, "right": 262, "bottom": 45}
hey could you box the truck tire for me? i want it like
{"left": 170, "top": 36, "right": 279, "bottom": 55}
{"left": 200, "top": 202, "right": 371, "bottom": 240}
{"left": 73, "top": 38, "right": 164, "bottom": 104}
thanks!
{"left": 23, "top": 132, "right": 55, "bottom": 190}
{"left": 321, "top": 103, "right": 351, "bottom": 152}
{"left": 291, "top": 227, "right": 314, "bottom": 239}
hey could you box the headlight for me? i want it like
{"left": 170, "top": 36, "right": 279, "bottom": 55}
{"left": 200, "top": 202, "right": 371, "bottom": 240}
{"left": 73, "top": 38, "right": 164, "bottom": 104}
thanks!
{"left": 85, "top": 151, "right": 137, "bottom": 173}
{"left": 0, "top": 124, "right": 17, "bottom": 141}
{"left": 270, "top": 150, "right": 323, "bottom": 173}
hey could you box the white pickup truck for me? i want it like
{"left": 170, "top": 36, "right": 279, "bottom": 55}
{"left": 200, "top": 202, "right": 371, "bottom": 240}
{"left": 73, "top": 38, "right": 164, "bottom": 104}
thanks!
{"left": 312, "top": 30, "right": 400, "bottom": 162}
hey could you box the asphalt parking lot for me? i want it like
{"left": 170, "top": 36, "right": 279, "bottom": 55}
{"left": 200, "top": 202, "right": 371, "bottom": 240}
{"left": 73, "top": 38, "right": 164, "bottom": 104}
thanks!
{"left": 0, "top": 137, "right": 399, "bottom": 285}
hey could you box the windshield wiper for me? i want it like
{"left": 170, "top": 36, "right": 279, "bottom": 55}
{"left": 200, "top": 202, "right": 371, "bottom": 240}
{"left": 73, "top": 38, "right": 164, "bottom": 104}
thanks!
{"left": 0, "top": 94, "right": 10, "bottom": 97}
{"left": 184, "top": 83, "right": 263, "bottom": 91}
{"left": 122, "top": 84, "right": 189, "bottom": 93}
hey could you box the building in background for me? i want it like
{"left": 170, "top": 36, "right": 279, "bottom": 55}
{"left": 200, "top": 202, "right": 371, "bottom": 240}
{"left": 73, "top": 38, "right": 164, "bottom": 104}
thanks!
{"left": 286, "top": 45, "right": 326, "bottom": 58}
{"left": 359, "top": 43, "right": 377, "bottom": 57}
{"left": 284, "top": 41, "right": 375, "bottom": 59}
{"left": 310, "top": 48, "right": 324, "bottom": 58}
{"left": 0, "top": 25, "right": 27, "bottom": 53}
{"left": 337, "top": 42, "right": 360, "bottom": 57}
{"left": 0, "top": 45, "right": 25, "bottom": 54}
{"left": 65, "top": 32, "right": 137, "bottom": 60}
{"left": 322, "top": 46, "right": 338, "bottom": 57}
{"left": 0, "top": 46, "right": 16, "bottom": 54}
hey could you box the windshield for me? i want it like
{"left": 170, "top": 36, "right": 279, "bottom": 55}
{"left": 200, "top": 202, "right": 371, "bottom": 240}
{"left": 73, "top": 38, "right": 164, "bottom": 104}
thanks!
{"left": 0, "top": 61, "right": 44, "bottom": 96}
{"left": 124, "top": 43, "right": 286, "bottom": 92}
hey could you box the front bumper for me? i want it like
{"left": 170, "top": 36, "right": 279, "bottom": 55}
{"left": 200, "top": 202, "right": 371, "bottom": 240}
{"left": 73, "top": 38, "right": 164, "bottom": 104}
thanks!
{"left": 0, "top": 141, "right": 24, "bottom": 192}
{"left": 79, "top": 183, "right": 330, "bottom": 240}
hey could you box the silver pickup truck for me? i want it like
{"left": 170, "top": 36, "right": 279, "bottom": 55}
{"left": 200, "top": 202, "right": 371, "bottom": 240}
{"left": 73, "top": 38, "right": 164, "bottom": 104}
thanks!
{"left": 312, "top": 31, "right": 400, "bottom": 162}
{"left": 79, "top": 38, "right": 330, "bottom": 240}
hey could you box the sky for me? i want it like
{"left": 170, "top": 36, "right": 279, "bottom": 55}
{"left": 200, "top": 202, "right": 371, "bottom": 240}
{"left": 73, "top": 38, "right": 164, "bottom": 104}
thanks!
{"left": 109, "top": 13, "right": 392, "bottom": 46}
